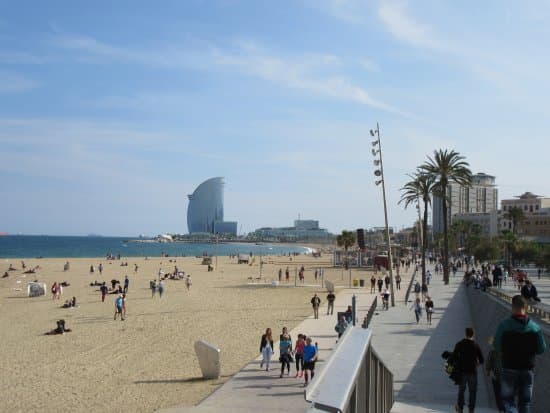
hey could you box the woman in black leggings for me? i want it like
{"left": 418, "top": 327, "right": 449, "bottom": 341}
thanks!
{"left": 294, "top": 334, "right": 305, "bottom": 377}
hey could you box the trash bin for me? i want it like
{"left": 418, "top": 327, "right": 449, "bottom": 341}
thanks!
{"left": 194, "top": 340, "right": 221, "bottom": 379}
{"left": 359, "top": 279, "right": 365, "bottom": 287}
{"left": 353, "top": 279, "right": 359, "bottom": 287}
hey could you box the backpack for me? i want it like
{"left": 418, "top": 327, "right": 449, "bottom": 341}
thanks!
{"left": 441, "top": 350, "right": 461, "bottom": 385}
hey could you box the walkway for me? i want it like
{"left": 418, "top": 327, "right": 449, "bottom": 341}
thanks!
{"left": 158, "top": 267, "right": 495, "bottom": 413}
{"left": 370, "top": 273, "right": 493, "bottom": 413}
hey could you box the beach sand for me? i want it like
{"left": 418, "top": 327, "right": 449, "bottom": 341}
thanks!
{"left": 0, "top": 253, "right": 373, "bottom": 413}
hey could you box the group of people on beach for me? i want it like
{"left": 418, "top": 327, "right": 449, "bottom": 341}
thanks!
{"left": 259, "top": 327, "right": 318, "bottom": 386}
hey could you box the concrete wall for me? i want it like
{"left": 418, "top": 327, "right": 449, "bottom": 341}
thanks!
{"left": 465, "top": 286, "right": 550, "bottom": 413}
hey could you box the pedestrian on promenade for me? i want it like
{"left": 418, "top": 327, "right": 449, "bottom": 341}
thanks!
{"left": 377, "top": 277, "right": 384, "bottom": 293}
{"left": 303, "top": 337, "right": 318, "bottom": 387}
{"left": 344, "top": 305, "right": 353, "bottom": 323}
{"left": 384, "top": 274, "right": 390, "bottom": 289}
{"left": 493, "top": 295, "right": 547, "bottom": 413}
{"left": 454, "top": 327, "right": 484, "bottom": 413}
{"left": 100, "top": 282, "right": 108, "bottom": 302}
{"left": 414, "top": 281, "right": 421, "bottom": 299}
{"left": 410, "top": 297, "right": 423, "bottom": 324}
{"left": 395, "top": 274, "right": 401, "bottom": 290}
{"left": 425, "top": 296, "right": 434, "bottom": 325}
{"left": 421, "top": 282, "right": 428, "bottom": 300}
{"left": 294, "top": 334, "right": 305, "bottom": 378}
{"left": 279, "top": 332, "right": 293, "bottom": 377}
{"left": 485, "top": 336, "right": 504, "bottom": 413}
{"left": 260, "top": 328, "right": 274, "bottom": 371}
{"left": 520, "top": 279, "right": 540, "bottom": 302}
{"left": 158, "top": 279, "right": 165, "bottom": 298}
{"left": 382, "top": 288, "right": 390, "bottom": 310}
{"left": 311, "top": 294, "right": 321, "bottom": 319}
{"left": 370, "top": 275, "right": 376, "bottom": 293}
{"left": 326, "top": 291, "right": 335, "bottom": 315}
{"left": 427, "top": 270, "right": 432, "bottom": 285}
{"left": 334, "top": 315, "right": 348, "bottom": 339}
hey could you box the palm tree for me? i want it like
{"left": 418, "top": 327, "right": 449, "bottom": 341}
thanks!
{"left": 336, "top": 230, "right": 356, "bottom": 269}
{"left": 399, "top": 172, "right": 437, "bottom": 286}
{"left": 421, "top": 149, "right": 472, "bottom": 284}
{"left": 504, "top": 206, "right": 525, "bottom": 235}
{"left": 500, "top": 230, "right": 518, "bottom": 269}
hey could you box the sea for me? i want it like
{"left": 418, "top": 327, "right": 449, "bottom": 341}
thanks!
{"left": 0, "top": 236, "right": 311, "bottom": 259}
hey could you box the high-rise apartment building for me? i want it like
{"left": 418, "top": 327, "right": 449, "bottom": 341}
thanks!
{"left": 432, "top": 172, "right": 498, "bottom": 234}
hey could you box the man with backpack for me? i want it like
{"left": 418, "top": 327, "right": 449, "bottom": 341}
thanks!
{"left": 453, "top": 327, "right": 484, "bottom": 413}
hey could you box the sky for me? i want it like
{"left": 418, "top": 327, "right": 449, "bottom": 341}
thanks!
{"left": 1, "top": 0, "right": 550, "bottom": 236}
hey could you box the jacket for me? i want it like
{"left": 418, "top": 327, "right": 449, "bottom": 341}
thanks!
{"left": 260, "top": 334, "right": 274, "bottom": 352}
{"left": 494, "top": 315, "right": 547, "bottom": 369}
{"left": 453, "top": 338, "right": 484, "bottom": 374}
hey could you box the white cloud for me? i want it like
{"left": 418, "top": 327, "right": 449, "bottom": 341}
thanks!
{"left": 377, "top": 0, "right": 443, "bottom": 51}
{"left": 51, "top": 33, "right": 401, "bottom": 114}
{"left": 0, "top": 71, "right": 38, "bottom": 93}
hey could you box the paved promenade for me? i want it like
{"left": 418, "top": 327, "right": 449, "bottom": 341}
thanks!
{"left": 159, "top": 267, "right": 495, "bottom": 413}
{"left": 499, "top": 272, "right": 550, "bottom": 304}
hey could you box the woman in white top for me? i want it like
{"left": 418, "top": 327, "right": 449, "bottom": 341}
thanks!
{"left": 410, "top": 297, "right": 423, "bottom": 324}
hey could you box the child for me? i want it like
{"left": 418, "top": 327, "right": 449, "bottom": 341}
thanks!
{"left": 303, "top": 337, "right": 318, "bottom": 386}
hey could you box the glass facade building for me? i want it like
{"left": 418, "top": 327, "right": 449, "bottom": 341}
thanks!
{"left": 187, "top": 177, "right": 225, "bottom": 234}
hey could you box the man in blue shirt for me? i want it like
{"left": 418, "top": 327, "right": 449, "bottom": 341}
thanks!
{"left": 114, "top": 294, "right": 124, "bottom": 321}
{"left": 303, "top": 337, "right": 318, "bottom": 386}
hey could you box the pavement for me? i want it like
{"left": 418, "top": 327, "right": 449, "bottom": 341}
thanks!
{"left": 497, "top": 271, "right": 550, "bottom": 304}
{"left": 158, "top": 266, "right": 495, "bottom": 413}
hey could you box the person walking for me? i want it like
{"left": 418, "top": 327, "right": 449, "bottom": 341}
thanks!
{"left": 421, "top": 283, "right": 429, "bottom": 300}
{"left": 334, "top": 315, "right": 348, "bottom": 339}
{"left": 150, "top": 280, "right": 157, "bottom": 297}
{"left": 123, "top": 275, "right": 129, "bottom": 293}
{"left": 279, "top": 332, "right": 293, "bottom": 377}
{"left": 493, "top": 295, "right": 547, "bottom": 413}
{"left": 260, "top": 328, "right": 274, "bottom": 371}
{"left": 185, "top": 275, "right": 192, "bottom": 291}
{"left": 294, "top": 334, "right": 305, "bottom": 378}
{"left": 425, "top": 296, "right": 434, "bottom": 325}
{"left": 114, "top": 294, "right": 124, "bottom": 321}
{"left": 454, "top": 327, "right": 484, "bottom": 413}
{"left": 485, "top": 336, "right": 504, "bottom": 413}
{"left": 410, "top": 297, "right": 423, "bottom": 324}
{"left": 377, "top": 277, "right": 384, "bottom": 293}
{"left": 370, "top": 275, "right": 376, "bottom": 293}
{"left": 278, "top": 268, "right": 282, "bottom": 282}
{"left": 98, "top": 263, "right": 103, "bottom": 275}
{"left": 285, "top": 267, "right": 290, "bottom": 282}
{"left": 326, "top": 291, "right": 335, "bottom": 315}
{"left": 311, "top": 294, "right": 321, "bottom": 319}
{"left": 100, "top": 282, "right": 108, "bottom": 303}
{"left": 303, "top": 337, "right": 318, "bottom": 387}
{"left": 395, "top": 274, "right": 401, "bottom": 290}
{"left": 158, "top": 279, "right": 165, "bottom": 298}
{"left": 414, "top": 281, "right": 421, "bottom": 298}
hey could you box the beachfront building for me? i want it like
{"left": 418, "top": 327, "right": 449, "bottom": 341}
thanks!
{"left": 250, "top": 219, "right": 331, "bottom": 242}
{"left": 432, "top": 172, "right": 498, "bottom": 234}
{"left": 453, "top": 211, "right": 500, "bottom": 237}
{"left": 187, "top": 177, "right": 238, "bottom": 235}
{"left": 500, "top": 192, "right": 550, "bottom": 242}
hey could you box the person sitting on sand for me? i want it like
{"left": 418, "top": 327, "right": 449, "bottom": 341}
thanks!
{"left": 62, "top": 297, "right": 77, "bottom": 308}
{"left": 111, "top": 279, "right": 119, "bottom": 290}
{"left": 23, "top": 268, "right": 36, "bottom": 274}
{"left": 2, "top": 272, "right": 8, "bottom": 278}
{"left": 45, "top": 319, "right": 72, "bottom": 335}
{"left": 8, "top": 264, "right": 16, "bottom": 271}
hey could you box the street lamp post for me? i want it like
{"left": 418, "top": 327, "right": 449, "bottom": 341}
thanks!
{"left": 371, "top": 123, "right": 395, "bottom": 307}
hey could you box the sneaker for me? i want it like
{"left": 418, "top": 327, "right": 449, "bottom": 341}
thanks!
{"left": 260, "top": 361, "right": 263, "bottom": 369}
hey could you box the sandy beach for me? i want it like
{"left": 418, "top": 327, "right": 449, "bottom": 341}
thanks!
{"left": 0, "top": 253, "right": 377, "bottom": 413}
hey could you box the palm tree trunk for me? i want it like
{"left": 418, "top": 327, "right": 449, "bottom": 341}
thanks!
{"left": 442, "top": 185, "right": 450, "bottom": 284}
{"left": 422, "top": 200, "right": 428, "bottom": 286}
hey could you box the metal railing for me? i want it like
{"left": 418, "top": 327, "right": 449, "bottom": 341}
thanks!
{"left": 488, "top": 287, "right": 550, "bottom": 322}
{"left": 305, "top": 327, "right": 394, "bottom": 413}
{"left": 363, "top": 296, "right": 377, "bottom": 328}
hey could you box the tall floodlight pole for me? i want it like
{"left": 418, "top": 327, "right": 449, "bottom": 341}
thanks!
{"left": 371, "top": 123, "right": 395, "bottom": 307}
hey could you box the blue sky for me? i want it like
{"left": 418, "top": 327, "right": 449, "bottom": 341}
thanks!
{"left": 2, "top": 0, "right": 550, "bottom": 236}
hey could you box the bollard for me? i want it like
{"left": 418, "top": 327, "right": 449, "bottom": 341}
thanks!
{"left": 194, "top": 340, "right": 221, "bottom": 379}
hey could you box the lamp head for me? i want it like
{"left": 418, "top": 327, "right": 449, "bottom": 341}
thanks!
{"left": 372, "top": 148, "right": 379, "bottom": 156}
{"left": 373, "top": 159, "right": 380, "bottom": 166}
{"left": 374, "top": 170, "right": 382, "bottom": 177}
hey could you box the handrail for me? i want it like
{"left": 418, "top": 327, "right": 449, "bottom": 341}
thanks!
{"left": 404, "top": 266, "right": 418, "bottom": 304}
{"left": 487, "top": 287, "right": 550, "bottom": 322}
{"left": 305, "top": 327, "right": 394, "bottom": 413}
{"left": 363, "top": 296, "right": 377, "bottom": 328}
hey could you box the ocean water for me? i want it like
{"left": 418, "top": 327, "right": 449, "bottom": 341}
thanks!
{"left": 0, "top": 236, "right": 310, "bottom": 258}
